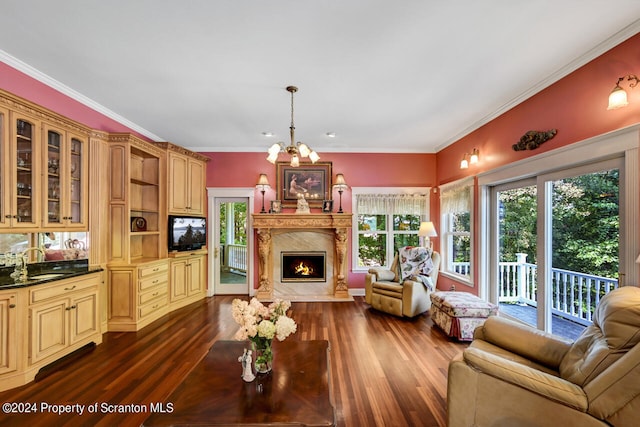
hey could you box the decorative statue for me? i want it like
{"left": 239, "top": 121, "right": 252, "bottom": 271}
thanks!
{"left": 296, "top": 193, "right": 310, "bottom": 214}
{"left": 238, "top": 348, "right": 255, "bottom": 382}
{"left": 512, "top": 129, "right": 557, "bottom": 151}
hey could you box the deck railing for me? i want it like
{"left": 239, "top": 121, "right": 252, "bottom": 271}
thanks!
{"left": 455, "top": 253, "right": 618, "bottom": 326}
{"left": 222, "top": 244, "right": 247, "bottom": 273}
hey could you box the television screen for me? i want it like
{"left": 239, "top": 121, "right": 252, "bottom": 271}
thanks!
{"left": 169, "top": 216, "right": 207, "bottom": 251}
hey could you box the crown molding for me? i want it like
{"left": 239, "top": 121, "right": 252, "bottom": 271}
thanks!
{"left": 0, "top": 49, "right": 164, "bottom": 142}
{"left": 435, "top": 19, "right": 640, "bottom": 152}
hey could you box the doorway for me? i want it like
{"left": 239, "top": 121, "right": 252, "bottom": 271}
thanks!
{"left": 208, "top": 189, "right": 254, "bottom": 295}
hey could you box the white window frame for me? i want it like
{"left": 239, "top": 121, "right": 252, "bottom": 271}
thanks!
{"left": 351, "top": 187, "right": 431, "bottom": 272}
{"left": 439, "top": 178, "right": 474, "bottom": 286}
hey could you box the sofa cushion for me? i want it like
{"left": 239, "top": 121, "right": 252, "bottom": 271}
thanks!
{"left": 560, "top": 286, "right": 640, "bottom": 386}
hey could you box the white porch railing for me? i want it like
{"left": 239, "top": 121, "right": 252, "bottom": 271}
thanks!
{"left": 223, "top": 244, "right": 247, "bottom": 273}
{"left": 455, "top": 253, "right": 619, "bottom": 326}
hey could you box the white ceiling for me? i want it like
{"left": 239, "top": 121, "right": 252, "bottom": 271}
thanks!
{"left": 0, "top": 1, "right": 639, "bottom": 154}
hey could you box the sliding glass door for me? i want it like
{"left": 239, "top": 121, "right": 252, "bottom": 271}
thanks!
{"left": 490, "top": 158, "right": 621, "bottom": 338}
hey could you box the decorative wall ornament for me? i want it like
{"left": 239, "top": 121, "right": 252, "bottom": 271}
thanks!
{"left": 512, "top": 129, "right": 557, "bottom": 151}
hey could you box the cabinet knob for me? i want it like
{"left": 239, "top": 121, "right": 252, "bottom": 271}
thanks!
{"left": 9, "top": 304, "right": 16, "bottom": 309}
{"left": 64, "top": 285, "right": 77, "bottom": 291}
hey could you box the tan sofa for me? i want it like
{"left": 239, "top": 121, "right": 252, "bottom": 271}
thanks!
{"left": 447, "top": 285, "right": 640, "bottom": 427}
{"left": 365, "top": 248, "right": 440, "bottom": 317}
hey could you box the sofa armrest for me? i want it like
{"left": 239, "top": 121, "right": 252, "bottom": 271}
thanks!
{"left": 367, "top": 267, "right": 396, "bottom": 281}
{"left": 475, "top": 316, "right": 572, "bottom": 369}
{"left": 463, "top": 347, "right": 588, "bottom": 411}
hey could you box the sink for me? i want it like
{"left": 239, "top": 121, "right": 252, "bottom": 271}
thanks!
{"left": 28, "top": 273, "right": 66, "bottom": 280}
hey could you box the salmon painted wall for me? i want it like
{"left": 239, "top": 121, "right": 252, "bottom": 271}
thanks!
{"left": 201, "top": 151, "right": 438, "bottom": 289}
{"left": 435, "top": 32, "right": 640, "bottom": 294}
{"left": 0, "top": 62, "right": 150, "bottom": 138}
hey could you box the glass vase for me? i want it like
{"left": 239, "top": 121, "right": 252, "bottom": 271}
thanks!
{"left": 252, "top": 339, "right": 273, "bottom": 374}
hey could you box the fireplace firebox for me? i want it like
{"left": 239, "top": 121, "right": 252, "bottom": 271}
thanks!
{"left": 281, "top": 251, "right": 326, "bottom": 282}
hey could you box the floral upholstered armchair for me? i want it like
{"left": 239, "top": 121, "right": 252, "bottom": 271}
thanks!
{"left": 365, "top": 246, "right": 440, "bottom": 317}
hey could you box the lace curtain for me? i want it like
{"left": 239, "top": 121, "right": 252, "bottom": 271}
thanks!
{"left": 356, "top": 193, "right": 429, "bottom": 216}
{"left": 440, "top": 179, "right": 472, "bottom": 213}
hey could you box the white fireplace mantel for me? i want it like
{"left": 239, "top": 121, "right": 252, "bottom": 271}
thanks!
{"left": 252, "top": 213, "right": 352, "bottom": 300}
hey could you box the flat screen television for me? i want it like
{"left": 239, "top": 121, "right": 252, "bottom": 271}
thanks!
{"left": 168, "top": 215, "right": 207, "bottom": 252}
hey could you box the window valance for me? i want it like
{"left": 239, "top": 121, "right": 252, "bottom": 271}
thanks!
{"left": 356, "top": 193, "right": 429, "bottom": 216}
{"left": 440, "top": 179, "right": 472, "bottom": 213}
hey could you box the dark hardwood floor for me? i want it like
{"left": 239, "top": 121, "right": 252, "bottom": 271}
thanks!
{"left": 0, "top": 296, "right": 467, "bottom": 427}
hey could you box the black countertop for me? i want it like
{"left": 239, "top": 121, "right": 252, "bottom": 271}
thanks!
{"left": 0, "top": 259, "right": 103, "bottom": 289}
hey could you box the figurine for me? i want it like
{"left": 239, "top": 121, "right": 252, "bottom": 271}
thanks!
{"left": 296, "top": 193, "right": 310, "bottom": 214}
{"left": 238, "top": 348, "right": 255, "bottom": 382}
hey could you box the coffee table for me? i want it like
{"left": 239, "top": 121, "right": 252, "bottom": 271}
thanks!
{"left": 143, "top": 339, "right": 335, "bottom": 426}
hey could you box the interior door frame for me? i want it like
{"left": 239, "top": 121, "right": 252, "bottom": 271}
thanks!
{"left": 207, "top": 187, "right": 255, "bottom": 296}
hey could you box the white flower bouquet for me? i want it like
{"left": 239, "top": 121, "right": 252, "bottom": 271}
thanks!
{"left": 231, "top": 297, "right": 297, "bottom": 373}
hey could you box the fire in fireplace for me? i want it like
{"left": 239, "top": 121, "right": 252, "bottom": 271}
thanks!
{"left": 281, "top": 251, "right": 326, "bottom": 282}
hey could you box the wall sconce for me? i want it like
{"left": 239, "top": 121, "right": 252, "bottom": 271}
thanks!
{"left": 418, "top": 221, "right": 438, "bottom": 249}
{"left": 332, "top": 173, "right": 348, "bottom": 213}
{"left": 255, "top": 174, "right": 270, "bottom": 213}
{"left": 460, "top": 148, "right": 479, "bottom": 169}
{"left": 460, "top": 154, "right": 468, "bottom": 169}
{"left": 607, "top": 74, "right": 639, "bottom": 110}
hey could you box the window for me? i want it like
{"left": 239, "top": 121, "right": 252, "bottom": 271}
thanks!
{"left": 440, "top": 179, "right": 473, "bottom": 282}
{"left": 352, "top": 189, "right": 430, "bottom": 269}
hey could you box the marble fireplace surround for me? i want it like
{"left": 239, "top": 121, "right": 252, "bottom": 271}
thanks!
{"left": 252, "top": 214, "right": 353, "bottom": 301}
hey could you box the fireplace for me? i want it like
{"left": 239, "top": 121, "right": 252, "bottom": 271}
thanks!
{"left": 281, "top": 251, "right": 326, "bottom": 282}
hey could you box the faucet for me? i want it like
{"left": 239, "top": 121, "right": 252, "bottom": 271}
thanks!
{"left": 13, "top": 247, "right": 45, "bottom": 281}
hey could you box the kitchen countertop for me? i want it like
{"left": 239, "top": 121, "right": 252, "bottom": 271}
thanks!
{"left": 0, "top": 259, "right": 103, "bottom": 289}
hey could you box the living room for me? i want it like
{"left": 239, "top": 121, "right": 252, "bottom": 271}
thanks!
{"left": 1, "top": 3, "right": 640, "bottom": 426}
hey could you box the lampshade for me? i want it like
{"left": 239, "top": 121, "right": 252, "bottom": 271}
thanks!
{"left": 460, "top": 156, "right": 469, "bottom": 169}
{"left": 607, "top": 86, "right": 628, "bottom": 110}
{"left": 256, "top": 173, "right": 270, "bottom": 189}
{"left": 333, "top": 173, "right": 348, "bottom": 189}
{"left": 469, "top": 148, "right": 479, "bottom": 164}
{"left": 418, "top": 221, "right": 437, "bottom": 237}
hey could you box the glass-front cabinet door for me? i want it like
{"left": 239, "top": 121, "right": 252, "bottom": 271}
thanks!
{"left": 0, "top": 107, "right": 7, "bottom": 228}
{"left": 45, "top": 127, "right": 63, "bottom": 226}
{"left": 42, "top": 124, "right": 88, "bottom": 229}
{"left": 5, "top": 114, "right": 41, "bottom": 229}
{"left": 67, "top": 135, "right": 87, "bottom": 227}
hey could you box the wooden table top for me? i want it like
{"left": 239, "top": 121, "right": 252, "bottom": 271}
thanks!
{"left": 143, "top": 340, "right": 335, "bottom": 427}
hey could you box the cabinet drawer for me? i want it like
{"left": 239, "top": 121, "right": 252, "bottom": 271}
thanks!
{"left": 29, "top": 274, "right": 99, "bottom": 304}
{"left": 139, "top": 275, "right": 167, "bottom": 292}
{"left": 139, "top": 297, "right": 168, "bottom": 319}
{"left": 139, "top": 286, "right": 168, "bottom": 306}
{"left": 139, "top": 262, "right": 168, "bottom": 278}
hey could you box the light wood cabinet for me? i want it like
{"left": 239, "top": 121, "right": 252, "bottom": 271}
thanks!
{"left": 42, "top": 123, "right": 88, "bottom": 229}
{"left": 28, "top": 274, "right": 100, "bottom": 365}
{"left": 0, "top": 273, "right": 101, "bottom": 392}
{"left": 169, "top": 250, "right": 207, "bottom": 310}
{"left": 0, "top": 92, "right": 90, "bottom": 231}
{"left": 108, "top": 134, "right": 166, "bottom": 263}
{"left": 0, "top": 291, "right": 18, "bottom": 376}
{"left": 108, "top": 259, "right": 169, "bottom": 331}
{"left": 153, "top": 142, "right": 208, "bottom": 216}
{"left": 0, "top": 112, "right": 42, "bottom": 229}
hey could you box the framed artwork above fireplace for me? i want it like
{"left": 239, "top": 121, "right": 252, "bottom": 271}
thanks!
{"left": 276, "top": 161, "right": 332, "bottom": 208}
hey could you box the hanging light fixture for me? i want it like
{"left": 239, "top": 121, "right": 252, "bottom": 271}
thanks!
{"left": 266, "top": 86, "right": 320, "bottom": 167}
{"left": 607, "top": 74, "right": 639, "bottom": 110}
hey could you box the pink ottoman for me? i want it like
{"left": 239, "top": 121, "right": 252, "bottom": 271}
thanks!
{"left": 430, "top": 291, "right": 498, "bottom": 341}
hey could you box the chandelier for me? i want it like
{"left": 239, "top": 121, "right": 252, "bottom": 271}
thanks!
{"left": 266, "top": 85, "right": 320, "bottom": 167}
